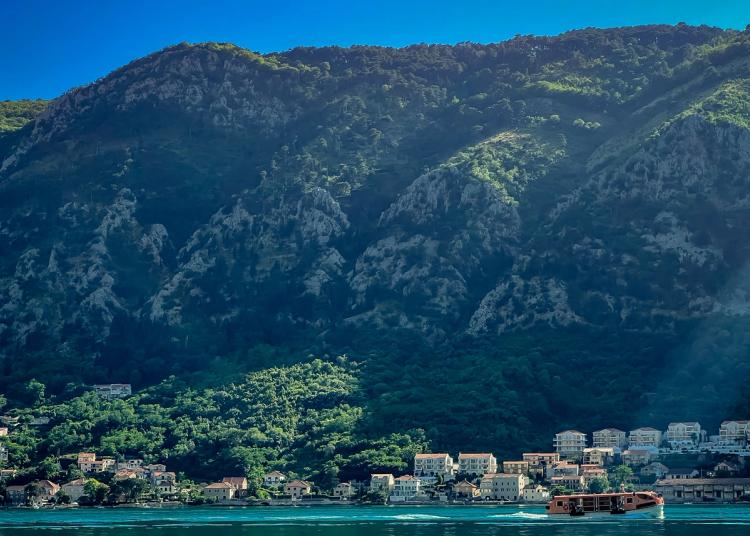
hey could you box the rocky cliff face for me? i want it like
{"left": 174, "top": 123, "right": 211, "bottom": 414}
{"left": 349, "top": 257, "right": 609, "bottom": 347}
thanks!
{"left": 2, "top": 27, "right": 750, "bottom": 408}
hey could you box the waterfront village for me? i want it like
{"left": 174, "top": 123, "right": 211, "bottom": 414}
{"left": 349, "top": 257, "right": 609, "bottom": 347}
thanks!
{"left": 2, "top": 385, "right": 750, "bottom": 507}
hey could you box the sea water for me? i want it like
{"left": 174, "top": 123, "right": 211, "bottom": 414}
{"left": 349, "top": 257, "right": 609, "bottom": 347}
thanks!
{"left": 0, "top": 504, "right": 749, "bottom": 534}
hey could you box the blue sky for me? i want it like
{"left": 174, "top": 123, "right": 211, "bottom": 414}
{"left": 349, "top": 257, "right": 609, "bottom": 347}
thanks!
{"left": 1, "top": 0, "right": 748, "bottom": 100}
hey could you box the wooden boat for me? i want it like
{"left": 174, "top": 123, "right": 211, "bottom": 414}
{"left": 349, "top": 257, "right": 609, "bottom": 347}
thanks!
{"left": 546, "top": 491, "right": 664, "bottom": 517}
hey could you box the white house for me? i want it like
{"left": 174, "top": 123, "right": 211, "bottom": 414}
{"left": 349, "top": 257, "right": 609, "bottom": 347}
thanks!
{"left": 522, "top": 484, "right": 549, "bottom": 503}
{"left": 390, "top": 475, "right": 422, "bottom": 501}
{"left": 116, "top": 459, "right": 143, "bottom": 471}
{"left": 334, "top": 482, "right": 354, "bottom": 499}
{"left": 553, "top": 430, "right": 587, "bottom": 459}
{"left": 480, "top": 473, "right": 527, "bottom": 501}
{"left": 263, "top": 471, "right": 287, "bottom": 488}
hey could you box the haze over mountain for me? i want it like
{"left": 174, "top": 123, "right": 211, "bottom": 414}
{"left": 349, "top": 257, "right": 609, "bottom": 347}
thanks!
{"left": 2, "top": 25, "right": 750, "bottom": 461}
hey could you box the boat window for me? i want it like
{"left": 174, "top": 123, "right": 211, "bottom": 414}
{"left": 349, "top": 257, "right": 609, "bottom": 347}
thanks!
{"left": 626, "top": 498, "right": 633, "bottom": 503}
{"left": 556, "top": 501, "right": 563, "bottom": 506}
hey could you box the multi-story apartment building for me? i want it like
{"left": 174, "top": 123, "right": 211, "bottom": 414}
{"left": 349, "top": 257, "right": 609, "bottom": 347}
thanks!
{"left": 553, "top": 430, "right": 587, "bottom": 459}
{"left": 458, "top": 453, "right": 497, "bottom": 476}
{"left": 390, "top": 475, "right": 422, "bottom": 501}
{"left": 522, "top": 453, "right": 560, "bottom": 467}
{"left": 666, "top": 422, "right": 703, "bottom": 445}
{"left": 480, "top": 473, "right": 527, "bottom": 501}
{"left": 628, "top": 427, "right": 663, "bottom": 448}
{"left": 582, "top": 447, "right": 614, "bottom": 466}
{"left": 720, "top": 420, "right": 750, "bottom": 444}
{"left": 370, "top": 474, "right": 396, "bottom": 494}
{"left": 592, "top": 428, "right": 627, "bottom": 449}
{"left": 414, "top": 453, "right": 455, "bottom": 481}
{"left": 502, "top": 460, "right": 530, "bottom": 475}
{"left": 550, "top": 475, "right": 585, "bottom": 491}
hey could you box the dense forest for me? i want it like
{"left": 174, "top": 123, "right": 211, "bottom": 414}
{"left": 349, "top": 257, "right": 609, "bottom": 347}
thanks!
{"left": 2, "top": 24, "right": 750, "bottom": 479}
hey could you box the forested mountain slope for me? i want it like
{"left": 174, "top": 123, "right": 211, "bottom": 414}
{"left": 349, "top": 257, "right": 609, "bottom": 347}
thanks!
{"left": 2, "top": 25, "right": 750, "bottom": 463}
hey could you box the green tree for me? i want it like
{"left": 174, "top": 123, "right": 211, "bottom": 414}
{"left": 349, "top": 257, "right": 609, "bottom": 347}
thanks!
{"left": 37, "top": 456, "right": 63, "bottom": 480}
{"left": 55, "top": 490, "right": 71, "bottom": 504}
{"left": 21, "top": 380, "right": 46, "bottom": 406}
{"left": 611, "top": 465, "right": 634, "bottom": 489}
{"left": 587, "top": 476, "right": 610, "bottom": 493}
{"left": 83, "top": 479, "right": 110, "bottom": 505}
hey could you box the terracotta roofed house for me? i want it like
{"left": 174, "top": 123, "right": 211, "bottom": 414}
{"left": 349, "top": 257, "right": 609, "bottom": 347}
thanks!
{"left": 33, "top": 480, "right": 60, "bottom": 502}
{"left": 285, "top": 479, "right": 312, "bottom": 499}
{"left": 414, "top": 453, "right": 455, "bottom": 481}
{"left": 458, "top": 453, "right": 497, "bottom": 475}
{"left": 522, "top": 453, "right": 560, "bottom": 473}
{"left": 204, "top": 482, "right": 236, "bottom": 501}
{"left": 390, "top": 475, "right": 422, "bottom": 501}
{"left": 453, "top": 479, "right": 479, "bottom": 498}
{"left": 502, "top": 460, "right": 530, "bottom": 475}
{"left": 222, "top": 477, "right": 248, "bottom": 489}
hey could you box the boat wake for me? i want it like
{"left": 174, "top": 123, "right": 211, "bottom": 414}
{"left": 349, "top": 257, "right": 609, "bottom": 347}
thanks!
{"left": 392, "top": 514, "right": 450, "bottom": 520}
{"left": 487, "top": 512, "right": 548, "bottom": 520}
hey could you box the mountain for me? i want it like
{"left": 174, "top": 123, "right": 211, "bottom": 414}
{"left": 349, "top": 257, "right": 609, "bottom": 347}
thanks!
{"left": 3, "top": 25, "right": 750, "bottom": 459}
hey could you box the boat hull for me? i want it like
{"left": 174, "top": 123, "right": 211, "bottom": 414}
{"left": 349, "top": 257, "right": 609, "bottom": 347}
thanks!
{"left": 546, "top": 491, "right": 665, "bottom": 518}
{"left": 549, "top": 504, "right": 664, "bottom": 519}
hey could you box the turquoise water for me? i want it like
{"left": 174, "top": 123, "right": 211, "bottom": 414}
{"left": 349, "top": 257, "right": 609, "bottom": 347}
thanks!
{"left": 0, "top": 504, "right": 749, "bottom": 534}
